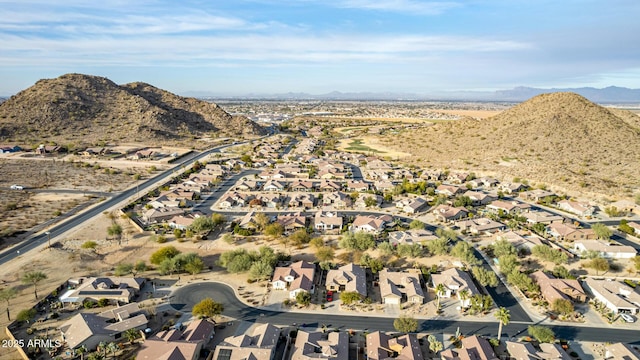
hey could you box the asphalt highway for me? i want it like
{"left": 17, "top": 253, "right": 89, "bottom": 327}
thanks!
{"left": 170, "top": 282, "right": 640, "bottom": 344}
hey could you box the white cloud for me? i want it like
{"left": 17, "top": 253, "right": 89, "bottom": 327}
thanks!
{"left": 337, "top": 0, "right": 461, "bottom": 14}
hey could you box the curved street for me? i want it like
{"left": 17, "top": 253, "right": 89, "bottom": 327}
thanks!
{"left": 170, "top": 282, "right": 640, "bottom": 344}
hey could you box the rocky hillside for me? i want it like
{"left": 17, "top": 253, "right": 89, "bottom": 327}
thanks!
{"left": 0, "top": 73, "right": 265, "bottom": 145}
{"left": 386, "top": 92, "right": 640, "bottom": 198}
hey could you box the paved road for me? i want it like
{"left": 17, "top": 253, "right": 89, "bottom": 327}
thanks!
{"left": 170, "top": 282, "right": 640, "bottom": 343}
{"left": 0, "top": 141, "right": 253, "bottom": 266}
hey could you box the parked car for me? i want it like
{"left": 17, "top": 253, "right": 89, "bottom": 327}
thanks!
{"left": 326, "top": 291, "right": 333, "bottom": 302}
{"left": 10, "top": 184, "right": 23, "bottom": 190}
{"left": 620, "top": 313, "right": 636, "bottom": 323}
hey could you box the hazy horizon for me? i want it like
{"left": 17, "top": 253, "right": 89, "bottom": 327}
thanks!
{"left": 1, "top": 1, "right": 639, "bottom": 96}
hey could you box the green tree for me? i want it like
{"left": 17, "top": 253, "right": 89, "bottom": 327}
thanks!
{"left": 497, "top": 254, "right": 519, "bottom": 275}
{"left": 426, "top": 237, "right": 449, "bottom": 256}
{"left": 150, "top": 246, "right": 181, "bottom": 265}
{"left": 507, "top": 270, "right": 539, "bottom": 294}
{"left": 114, "top": 263, "right": 134, "bottom": 276}
{"left": 190, "top": 216, "right": 216, "bottom": 234}
{"left": 249, "top": 261, "right": 274, "bottom": 281}
{"left": 458, "top": 289, "right": 470, "bottom": 307}
{"left": 218, "top": 249, "right": 254, "bottom": 273}
{"left": 551, "top": 298, "right": 574, "bottom": 315}
{"left": 453, "top": 195, "right": 472, "bottom": 207}
{"left": 393, "top": 315, "right": 418, "bottom": 333}
{"left": 192, "top": 298, "right": 224, "bottom": 318}
{"left": 531, "top": 245, "right": 568, "bottom": 265}
{"left": 124, "top": 328, "right": 140, "bottom": 344}
{"left": 494, "top": 307, "right": 510, "bottom": 340}
{"left": 316, "top": 246, "right": 335, "bottom": 262}
{"left": 377, "top": 242, "right": 394, "bottom": 255}
{"left": 296, "top": 291, "right": 312, "bottom": 306}
{"left": 309, "top": 237, "right": 324, "bottom": 248}
{"left": 0, "top": 287, "right": 18, "bottom": 320}
{"left": 632, "top": 256, "right": 640, "bottom": 274}
{"left": 491, "top": 239, "right": 517, "bottom": 258}
{"left": 619, "top": 219, "right": 635, "bottom": 235}
{"left": 586, "top": 257, "right": 609, "bottom": 275}
{"left": 531, "top": 222, "right": 546, "bottom": 236}
{"left": 527, "top": 325, "right": 555, "bottom": 343}
{"left": 409, "top": 219, "right": 425, "bottom": 230}
{"left": 184, "top": 255, "right": 205, "bottom": 275}
{"left": 591, "top": 223, "right": 612, "bottom": 240}
{"left": 428, "top": 334, "right": 443, "bottom": 354}
{"left": 134, "top": 260, "right": 147, "bottom": 275}
{"left": 289, "top": 229, "right": 311, "bottom": 246}
{"left": 435, "top": 283, "right": 446, "bottom": 310}
{"left": 339, "top": 291, "right": 363, "bottom": 305}
{"left": 16, "top": 308, "right": 36, "bottom": 322}
{"left": 22, "top": 271, "right": 47, "bottom": 299}
{"left": 211, "top": 213, "right": 227, "bottom": 229}
{"left": 107, "top": 223, "right": 123, "bottom": 244}
{"left": 435, "top": 228, "right": 458, "bottom": 242}
{"left": 450, "top": 241, "right": 481, "bottom": 265}
{"left": 339, "top": 231, "right": 375, "bottom": 251}
{"left": 397, "top": 243, "right": 423, "bottom": 258}
{"left": 552, "top": 265, "right": 574, "bottom": 279}
{"left": 264, "top": 222, "right": 285, "bottom": 238}
{"left": 106, "top": 342, "right": 119, "bottom": 359}
{"left": 471, "top": 266, "right": 499, "bottom": 287}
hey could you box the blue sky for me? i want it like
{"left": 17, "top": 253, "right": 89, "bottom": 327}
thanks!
{"left": 1, "top": 0, "right": 639, "bottom": 96}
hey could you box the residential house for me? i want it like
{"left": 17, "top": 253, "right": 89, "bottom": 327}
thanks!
{"left": 288, "top": 193, "right": 316, "bottom": 209}
{"left": 0, "top": 145, "right": 21, "bottom": 153}
{"left": 320, "top": 180, "right": 344, "bottom": 192}
{"left": 374, "top": 180, "right": 395, "bottom": 193}
{"left": 142, "top": 207, "right": 184, "bottom": 224}
{"left": 276, "top": 213, "right": 308, "bottom": 232}
{"left": 323, "top": 191, "right": 353, "bottom": 208}
{"left": 263, "top": 179, "right": 287, "bottom": 192}
{"left": 436, "top": 184, "right": 464, "bottom": 197}
{"left": 573, "top": 240, "right": 637, "bottom": 259}
{"left": 582, "top": 278, "right": 640, "bottom": 314}
{"left": 433, "top": 205, "right": 469, "bottom": 222}
{"left": 259, "top": 170, "right": 287, "bottom": 180}
{"left": 441, "top": 335, "right": 498, "bottom": 360}
{"left": 136, "top": 319, "right": 215, "bottom": 360}
{"left": 609, "top": 200, "right": 640, "bottom": 215}
{"left": 456, "top": 218, "right": 506, "bottom": 235}
{"left": 314, "top": 211, "right": 343, "bottom": 232}
{"left": 628, "top": 222, "right": 640, "bottom": 235}
{"left": 605, "top": 343, "right": 640, "bottom": 360}
{"left": 59, "top": 303, "right": 147, "bottom": 350}
{"left": 234, "top": 180, "right": 260, "bottom": 191}
{"left": 290, "top": 180, "right": 316, "bottom": 192}
{"left": 522, "top": 211, "right": 564, "bottom": 225}
{"left": 388, "top": 229, "right": 437, "bottom": 247}
{"left": 132, "top": 149, "right": 155, "bottom": 159}
{"left": 494, "top": 231, "right": 544, "bottom": 251}
{"left": 325, "top": 263, "right": 367, "bottom": 297}
{"left": 271, "top": 261, "right": 316, "bottom": 298}
{"left": 366, "top": 332, "right": 423, "bottom": 360}
{"left": 60, "top": 277, "right": 145, "bottom": 304}
{"left": 211, "top": 323, "right": 281, "bottom": 360}
{"left": 346, "top": 180, "right": 370, "bottom": 192}
{"left": 519, "top": 189, "right": 556, "bottom": 202}
{"left": 292, "top": 331, "right": 348, "bottom": 360}
{"left": 469, "top": 177, "right": 500, "bottom": 189}
{"left": 258, "top": 193, "right": 284, "bottom": 208}
{"left": 36, "top": 144, "right": 63, "bottom": 154}
{"left": 218, "top": 194, "right": 236, "bottom": 209}
{"left": 547, "top": 222, "right": 596, "bottom": 241}
{"left": 463, "top": 191, "right": 497, "bottom": 206}
{"left": 486, "top": 200, "right": 531, "bottom": 215}
{"left": 395, "top": 197, "right": 428, "bottom": 214}
{"left": 351, "top": 215, "right": 388, "bottom": 234}
{"left": 557, "top": 200, "right": 595, "bottom": 217}
{"left": 354, "top": 194, "right": 383, "bottom": 208}
{"left": 167, "top": 213, "right": 203, "bottom": 230}
{"left": 431, "top": 268, "right": 480, "bottom": 308}
{"left": 447, "top": 172, "right": 469, "bottom": 184}
{"left": 530, "top": 271, "right": 586, "bottom": 305}
{"left": 499, "top": 182, "right": 529, "bottom": 194}
{"left": 506, "top": 341, "right": 571, "bottom": 360}
{"left": 379, "top": 269, "right": 424, "bottom": 305}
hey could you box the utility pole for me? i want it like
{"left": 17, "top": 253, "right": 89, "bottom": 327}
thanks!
{"left": 45, "top": 231, "right": 51, "bottom": 250}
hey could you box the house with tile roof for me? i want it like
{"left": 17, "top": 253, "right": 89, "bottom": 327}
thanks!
{"left": 431, "top": 268, "right": 480, "bottom": 308}
{"left": 530, "top": 270, "right": 586, "bottom": 304}
{"left": 211, "top": 323, "right": 281, "bottom": 360}
{"left": 379, "top": 269, "right": 424, "bottom": 305}
{"left": 136, "top": 319, "right": 215, "bottom": 360}
{"left": 441, "top": 335, "right": 498, "bottom": 360}
{"left": 366, "top": 332, "right": 423, "bottom": 360}
{"left": 325, "top": 263, "right": 367, "bottom": 297}
{"left": 272, "top": 261, "right": 316, "bottom": 299}
{"left": 291, "top": 330, "right": 349, "bottom": 360}
{"left": 582, "top": 278, "right": 640, "bottom": 314}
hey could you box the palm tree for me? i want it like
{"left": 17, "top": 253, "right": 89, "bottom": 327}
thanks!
{"left": 494, "top": 307, "right": 511, "bottom": 341}
{"left": 106, "top": 342, "right": 119, "bottom": 358}
{"left": 21, "top": 271, "right": 47, "bottom": 299}
{"left": 97, "top": 341, "right": 108, "bottom": 357}
{"left": 0, "top": 287, "right": 17, "bottom": 321}
{"left": 76, "top": 345, "right": 87, "bottom": 360}
{"left": 435, "top": 283, "right": 446, "bottom": 311}
{"left": 458, "top": 289, "right": 470, "bottom": 309}
{"left": 124, "top": 328, "right": 140, "bottom": 344}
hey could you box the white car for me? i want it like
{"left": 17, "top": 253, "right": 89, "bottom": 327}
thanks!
{"left": 10, "top": 184, "right": 23, "bottom": 190}
{"left": 620, "top": 313, "right": 635, "bottom": 323}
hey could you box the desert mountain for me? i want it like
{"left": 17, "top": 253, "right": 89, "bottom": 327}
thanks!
{"left": 388, "top": 92, "right": 640, "bottom": 197}
{"left": 0, "top": 73, "right": 265, "bottom": 145}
